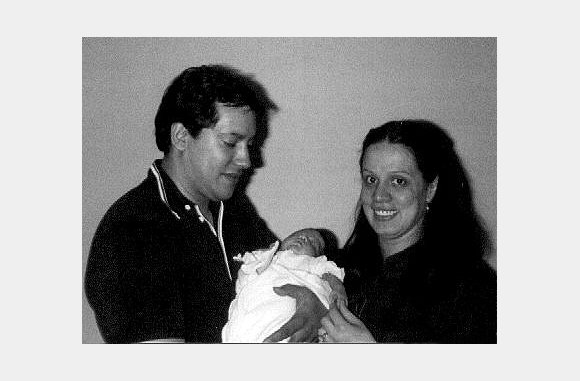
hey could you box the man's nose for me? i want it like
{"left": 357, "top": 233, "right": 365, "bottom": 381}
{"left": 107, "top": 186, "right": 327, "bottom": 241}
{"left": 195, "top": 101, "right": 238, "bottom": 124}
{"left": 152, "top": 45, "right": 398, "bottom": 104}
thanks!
{"left": 235, "top": 144, "right": 251, "bottom": 169}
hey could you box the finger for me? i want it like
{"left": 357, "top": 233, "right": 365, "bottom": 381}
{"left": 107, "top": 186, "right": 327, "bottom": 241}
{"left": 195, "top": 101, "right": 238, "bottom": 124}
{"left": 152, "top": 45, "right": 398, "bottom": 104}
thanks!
{"left": 272, "top": 284, "right": 301, "bottom": 297}
{"left": 337, "top": 299, "right": 361, "bottom": 325}
{"left": 320, "top": 315, "right": 333, "bottom": 330}
{"left": 288, "top": 327, "right": 315, "bottom": 343}
{"left": 321, "top": 315, "right": 338, "bottom": 338}
{"left": 321, "top": 272, "right": 341, "bottom": 285}
{"left": 322, "top": 273, "right": 345, "bottom": 290}
{"left": 327, "top": 302, "right": 347, "bottom": 326}
{"left": 263, "top": 316, "right": 305, "bottom": 343}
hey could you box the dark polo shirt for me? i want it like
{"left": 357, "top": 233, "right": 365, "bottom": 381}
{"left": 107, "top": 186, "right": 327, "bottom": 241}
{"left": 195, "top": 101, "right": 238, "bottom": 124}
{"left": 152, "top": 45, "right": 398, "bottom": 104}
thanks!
{"left": 85, "top": 160, "right": 277, "bottom": 343}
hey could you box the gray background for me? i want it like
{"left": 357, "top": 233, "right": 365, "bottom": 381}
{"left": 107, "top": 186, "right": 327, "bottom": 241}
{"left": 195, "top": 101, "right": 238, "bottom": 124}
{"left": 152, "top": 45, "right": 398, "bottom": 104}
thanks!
{"left": 82, "top": 37, "right": 496, "bottom": 343}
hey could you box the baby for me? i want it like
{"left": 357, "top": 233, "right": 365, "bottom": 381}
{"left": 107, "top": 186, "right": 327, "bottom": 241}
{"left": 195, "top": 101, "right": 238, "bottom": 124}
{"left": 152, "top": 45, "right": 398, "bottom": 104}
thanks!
{"left": 221, "top": 228, "right": 346, "bottom": 343}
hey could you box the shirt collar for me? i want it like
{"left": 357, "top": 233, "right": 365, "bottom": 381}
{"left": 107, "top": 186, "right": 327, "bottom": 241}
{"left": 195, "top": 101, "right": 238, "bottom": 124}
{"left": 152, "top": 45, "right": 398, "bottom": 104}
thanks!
{"left": 149, "top": 160, "right": 232, "bottom": 280}
{"left": 149, "top": 159, "right": 224, "bottom": 221}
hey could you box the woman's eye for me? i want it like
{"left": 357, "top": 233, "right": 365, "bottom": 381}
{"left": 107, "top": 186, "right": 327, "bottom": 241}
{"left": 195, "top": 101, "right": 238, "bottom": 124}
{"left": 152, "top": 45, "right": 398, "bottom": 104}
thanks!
{"left": 223, "top": 140, "right": 236, "bottom": 148}
{"left": 391, "top": 178, "right": 407, "bottom": 186}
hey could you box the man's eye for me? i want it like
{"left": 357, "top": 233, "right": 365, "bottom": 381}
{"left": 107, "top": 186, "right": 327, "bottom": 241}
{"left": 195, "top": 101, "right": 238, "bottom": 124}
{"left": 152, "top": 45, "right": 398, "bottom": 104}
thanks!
{"left": 391, "top": 178, "right": 407, "bottom": 186}
{"left": 364, "top": 175, "right": 376, "bottom": 185}
{"left": 223, "top": 140, "right": 236, "bottom": 148}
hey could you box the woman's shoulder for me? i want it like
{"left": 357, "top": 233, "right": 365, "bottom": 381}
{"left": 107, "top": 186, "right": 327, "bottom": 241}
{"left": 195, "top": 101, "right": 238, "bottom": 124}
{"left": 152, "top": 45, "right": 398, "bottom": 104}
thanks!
{"left": 458, "top": 259, "right": 496, "bottom": 298}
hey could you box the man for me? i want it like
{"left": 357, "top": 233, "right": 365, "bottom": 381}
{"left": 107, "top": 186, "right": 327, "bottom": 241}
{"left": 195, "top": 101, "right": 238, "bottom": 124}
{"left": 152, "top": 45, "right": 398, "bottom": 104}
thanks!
{"left": 85, "top": 65, "right": 326, "bottom": 343}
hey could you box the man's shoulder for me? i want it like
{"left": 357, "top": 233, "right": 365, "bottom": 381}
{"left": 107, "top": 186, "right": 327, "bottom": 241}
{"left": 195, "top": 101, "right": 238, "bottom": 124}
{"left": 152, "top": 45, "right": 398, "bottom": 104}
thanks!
{"left": 89, "top": 175, "right": 183, "bottom": 260}
{"left": 97, "top": 176, "right": 169, "bottom": 230}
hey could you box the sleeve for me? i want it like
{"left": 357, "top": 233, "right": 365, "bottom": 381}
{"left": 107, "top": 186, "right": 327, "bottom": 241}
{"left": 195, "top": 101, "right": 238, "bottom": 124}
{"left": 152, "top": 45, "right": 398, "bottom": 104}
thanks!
{"left": 84, "top": 213, "right": 184, "bottom": 343}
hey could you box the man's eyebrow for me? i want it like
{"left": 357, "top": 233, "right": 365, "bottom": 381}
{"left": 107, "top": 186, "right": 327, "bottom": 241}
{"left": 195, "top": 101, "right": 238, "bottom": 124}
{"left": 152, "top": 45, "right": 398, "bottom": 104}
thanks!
{"left": 219, "top": 132, "right": 250, "bottom": 139}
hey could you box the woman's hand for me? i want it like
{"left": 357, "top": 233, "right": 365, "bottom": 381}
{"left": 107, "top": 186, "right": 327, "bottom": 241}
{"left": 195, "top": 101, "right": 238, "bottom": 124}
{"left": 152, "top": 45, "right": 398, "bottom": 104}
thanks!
{"left": 263, "top": 284, "right": 327, "bottom": 343}
{"left": 322, "top": 273, "right": 348, "bottom": 306}
{"left": 319, "top": 299, "right": 376, "bottom": 343}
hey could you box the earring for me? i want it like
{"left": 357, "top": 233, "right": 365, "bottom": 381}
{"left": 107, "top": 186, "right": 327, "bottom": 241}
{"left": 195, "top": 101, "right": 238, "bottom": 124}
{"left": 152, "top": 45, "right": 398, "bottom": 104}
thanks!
{"left": 426, "top": 203, "right": 430, "bottom": 212}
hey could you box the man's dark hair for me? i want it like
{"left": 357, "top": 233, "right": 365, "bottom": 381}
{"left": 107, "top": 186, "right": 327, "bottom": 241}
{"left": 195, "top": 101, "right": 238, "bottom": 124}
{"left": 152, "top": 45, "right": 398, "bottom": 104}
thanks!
{"left": 154, "top": 65, "right": 277, "bottom": 156}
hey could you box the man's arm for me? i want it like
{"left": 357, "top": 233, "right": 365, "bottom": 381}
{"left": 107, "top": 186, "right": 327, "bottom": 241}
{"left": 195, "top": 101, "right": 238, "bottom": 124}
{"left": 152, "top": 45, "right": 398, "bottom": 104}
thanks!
{"left": 85, "top": 216, "right": 184, "bottom": 343}
{"left": 263, "top": 285, "right": 327, "bottom": 343}
{"left": 261, "top": 269, "right": 347, "bottom": 343}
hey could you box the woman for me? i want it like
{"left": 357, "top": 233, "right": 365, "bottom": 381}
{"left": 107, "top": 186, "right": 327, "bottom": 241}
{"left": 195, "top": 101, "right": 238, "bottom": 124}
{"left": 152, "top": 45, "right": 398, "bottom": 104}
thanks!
{"left": 320, "top": 120, "right": 496, "bottom": 343}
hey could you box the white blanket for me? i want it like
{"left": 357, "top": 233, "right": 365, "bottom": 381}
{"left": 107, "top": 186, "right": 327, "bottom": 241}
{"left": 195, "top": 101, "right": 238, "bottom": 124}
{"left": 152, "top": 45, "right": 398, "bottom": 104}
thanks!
{"left": 221, "top": 241, "right": 344, "bottom": 343}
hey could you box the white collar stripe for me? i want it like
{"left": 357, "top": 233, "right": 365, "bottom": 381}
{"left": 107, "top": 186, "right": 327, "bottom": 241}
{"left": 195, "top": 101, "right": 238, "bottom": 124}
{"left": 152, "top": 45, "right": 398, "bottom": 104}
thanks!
{"left": 194, "top": 203, "right": 232, "bottom": 281}
{"left": 216, "top": 203, "right": 231, "bottom": 280}
{"left": 151, "top": 163, "right": 231, "bottom": 280}
{"left": 150, "top": 163, "right": 181, "bottom": 220}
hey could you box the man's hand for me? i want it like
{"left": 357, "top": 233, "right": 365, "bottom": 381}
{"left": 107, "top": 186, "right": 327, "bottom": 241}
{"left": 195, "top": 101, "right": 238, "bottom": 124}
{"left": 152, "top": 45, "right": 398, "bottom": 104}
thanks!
{"left": 263, "top": 284, "right": 327, "bottom": 343}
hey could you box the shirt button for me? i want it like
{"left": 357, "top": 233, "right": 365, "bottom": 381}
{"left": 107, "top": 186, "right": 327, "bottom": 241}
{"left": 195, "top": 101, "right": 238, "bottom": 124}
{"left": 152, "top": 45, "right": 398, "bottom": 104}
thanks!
{"left": 185, "top": 205, "right": 191, "bottom": 211}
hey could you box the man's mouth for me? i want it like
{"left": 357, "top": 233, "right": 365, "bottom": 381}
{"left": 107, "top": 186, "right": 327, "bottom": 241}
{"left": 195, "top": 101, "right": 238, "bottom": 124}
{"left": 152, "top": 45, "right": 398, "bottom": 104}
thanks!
{"left": 223, "top": 173, "right": 241, "bottom": 182}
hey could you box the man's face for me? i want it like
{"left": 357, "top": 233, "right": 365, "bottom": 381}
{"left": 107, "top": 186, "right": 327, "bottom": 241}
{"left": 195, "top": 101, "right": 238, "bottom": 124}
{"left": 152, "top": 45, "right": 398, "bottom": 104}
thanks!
{"left": 182, "top": 104, "right": 256, "bottom": 204}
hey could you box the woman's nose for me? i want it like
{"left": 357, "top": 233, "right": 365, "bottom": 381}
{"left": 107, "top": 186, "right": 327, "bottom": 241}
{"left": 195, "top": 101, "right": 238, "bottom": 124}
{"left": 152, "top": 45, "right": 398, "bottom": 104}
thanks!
{"left": 373, "top": 184, "right": 391, "bottom": 202}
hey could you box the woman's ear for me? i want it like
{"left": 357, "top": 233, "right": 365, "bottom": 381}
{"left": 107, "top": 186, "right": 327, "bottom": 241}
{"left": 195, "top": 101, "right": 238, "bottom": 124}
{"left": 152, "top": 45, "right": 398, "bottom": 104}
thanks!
{"left": 170, "top": 122, "right": 189, "bottom": 151}
{"left": 426, "top": 176, "right": 439, "bottom": 203}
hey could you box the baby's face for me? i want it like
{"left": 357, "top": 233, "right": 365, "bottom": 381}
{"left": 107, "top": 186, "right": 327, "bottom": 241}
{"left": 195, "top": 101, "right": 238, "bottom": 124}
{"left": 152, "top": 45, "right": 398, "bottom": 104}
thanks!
{"left": 280, "top": 229, "right": 325, "bottom": 257}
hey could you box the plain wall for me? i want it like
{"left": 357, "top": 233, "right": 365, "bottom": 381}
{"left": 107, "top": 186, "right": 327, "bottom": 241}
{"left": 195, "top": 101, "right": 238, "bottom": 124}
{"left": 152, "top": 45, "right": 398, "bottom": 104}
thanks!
{"left": 82, "top": 37, "right": 496, "bottom": 343}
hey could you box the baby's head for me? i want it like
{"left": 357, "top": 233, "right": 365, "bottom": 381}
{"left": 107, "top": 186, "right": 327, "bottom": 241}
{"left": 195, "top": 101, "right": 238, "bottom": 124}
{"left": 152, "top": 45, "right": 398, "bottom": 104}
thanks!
{"left": 280, "top": 228, "right": 325, "bottom": 257}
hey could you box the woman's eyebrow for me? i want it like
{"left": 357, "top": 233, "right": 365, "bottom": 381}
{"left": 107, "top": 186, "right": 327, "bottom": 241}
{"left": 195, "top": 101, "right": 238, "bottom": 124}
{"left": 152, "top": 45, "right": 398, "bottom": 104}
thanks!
{"left": 391, "top": 171, "right": 411, "bottom": 176}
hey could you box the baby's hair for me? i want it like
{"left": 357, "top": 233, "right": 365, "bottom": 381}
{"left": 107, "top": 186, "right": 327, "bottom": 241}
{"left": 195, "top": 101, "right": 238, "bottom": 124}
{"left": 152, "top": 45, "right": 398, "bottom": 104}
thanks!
{"left": 315, "top": 228, "right": 339, "bottom": 260}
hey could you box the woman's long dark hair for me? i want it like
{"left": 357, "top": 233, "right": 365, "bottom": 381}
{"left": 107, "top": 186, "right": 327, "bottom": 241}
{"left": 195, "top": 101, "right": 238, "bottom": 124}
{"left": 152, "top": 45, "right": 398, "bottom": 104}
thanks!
{"left": 341, "top": 120, "right": 493, "bottom": 280}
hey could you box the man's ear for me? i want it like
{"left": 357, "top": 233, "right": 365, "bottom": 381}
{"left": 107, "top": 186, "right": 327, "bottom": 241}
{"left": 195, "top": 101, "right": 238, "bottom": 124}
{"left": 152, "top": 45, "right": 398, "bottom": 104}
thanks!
{"left": 426, "top": 176, "right": 439, "bottom": 203}
{"left": 170, "top": 122, "right": 189, "bottom": 151}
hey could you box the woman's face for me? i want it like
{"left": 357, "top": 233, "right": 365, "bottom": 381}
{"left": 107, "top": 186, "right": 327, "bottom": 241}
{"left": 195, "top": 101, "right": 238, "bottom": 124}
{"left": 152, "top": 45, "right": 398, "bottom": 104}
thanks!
{"left": 360, "top": 141, "right": 436, "bottom": 247}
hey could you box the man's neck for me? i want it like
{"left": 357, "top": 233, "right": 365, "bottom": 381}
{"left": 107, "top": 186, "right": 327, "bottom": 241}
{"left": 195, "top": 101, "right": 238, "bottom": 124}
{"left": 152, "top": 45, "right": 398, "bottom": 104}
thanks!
{"left": 160, "top": 155, "right": 210, "bottom": 212}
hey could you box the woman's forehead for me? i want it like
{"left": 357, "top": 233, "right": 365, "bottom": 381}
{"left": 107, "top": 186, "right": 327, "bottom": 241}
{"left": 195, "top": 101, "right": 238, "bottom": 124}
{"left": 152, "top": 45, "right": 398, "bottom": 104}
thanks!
{"left": 363, "top": 142, "right": 419, "bottom": 172}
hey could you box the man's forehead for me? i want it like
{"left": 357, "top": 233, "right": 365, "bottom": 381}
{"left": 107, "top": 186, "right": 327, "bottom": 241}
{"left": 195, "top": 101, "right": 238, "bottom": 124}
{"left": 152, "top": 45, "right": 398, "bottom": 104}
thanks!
{"left": 213, "top": 104, "right": 256, "bottom": 136}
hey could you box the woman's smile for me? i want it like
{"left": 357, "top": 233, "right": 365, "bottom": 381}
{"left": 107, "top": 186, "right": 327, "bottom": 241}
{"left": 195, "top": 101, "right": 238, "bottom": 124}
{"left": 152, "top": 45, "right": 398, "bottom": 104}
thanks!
{"left": 373, "top": 208, "right": 398, "bottom": 218}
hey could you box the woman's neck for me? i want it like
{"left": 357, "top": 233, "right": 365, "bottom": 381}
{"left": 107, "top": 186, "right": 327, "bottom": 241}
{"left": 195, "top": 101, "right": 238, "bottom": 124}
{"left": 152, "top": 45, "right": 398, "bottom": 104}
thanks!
{"left": 379, "top": 224, "right": 424, "bottom": 259}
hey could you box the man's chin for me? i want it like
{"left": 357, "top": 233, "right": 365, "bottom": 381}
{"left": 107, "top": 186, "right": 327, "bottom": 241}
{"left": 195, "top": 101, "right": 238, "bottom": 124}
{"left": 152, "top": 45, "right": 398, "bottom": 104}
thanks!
{"left": 214, "top": 188, "right": 236, "bottom": 201}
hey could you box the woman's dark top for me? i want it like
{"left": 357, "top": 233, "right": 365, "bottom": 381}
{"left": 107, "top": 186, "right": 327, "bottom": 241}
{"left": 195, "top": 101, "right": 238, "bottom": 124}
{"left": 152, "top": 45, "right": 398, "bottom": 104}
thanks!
{"left": 341, "top": 240, "right": 496, "bottom": 343}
